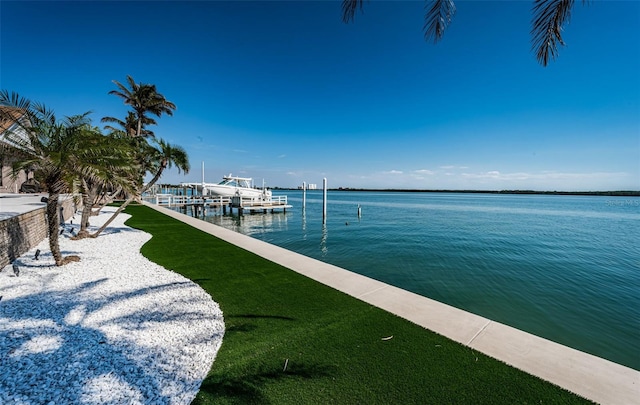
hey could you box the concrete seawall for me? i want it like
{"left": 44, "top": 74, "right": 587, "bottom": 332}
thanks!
{"left": 0, "top": 194, "right": 77, "bottom": 267}
{"left": 144, "top": 201, "right": 639, "bottom": 405}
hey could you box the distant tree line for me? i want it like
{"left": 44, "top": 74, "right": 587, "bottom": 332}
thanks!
{"left": 273, "top": 187, "right": 640, "bottom": 197}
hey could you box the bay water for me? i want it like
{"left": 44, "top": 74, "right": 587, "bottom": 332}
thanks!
{"left": 182, "top": 191, "right": 640, "bottom": 370}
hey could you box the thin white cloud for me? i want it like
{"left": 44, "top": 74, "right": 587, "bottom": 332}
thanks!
{"left": 383, "top": 170, "right": 403, "bottom": 175}
{"left": 278, "top": 154, "right": 286, "bottom": 159}
{"left": 414, "top": 169, "right": 435, "bottom": 175}
{"left": 460, "top": 170, "right": 631, "bottom": 183}
{"left": 439, "top": 165, "right": 469, "bottom": 170}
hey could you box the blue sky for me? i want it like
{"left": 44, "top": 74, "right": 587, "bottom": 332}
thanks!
{"left": 1, "top": 1, "right": 638, "bottom": 191}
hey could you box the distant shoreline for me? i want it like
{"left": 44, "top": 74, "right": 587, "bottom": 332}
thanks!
{"left": 272, "top": 188, "right": 640, "bottom": 197}
{"left": 160, "top": 183, "right": 639, "bottom": 197}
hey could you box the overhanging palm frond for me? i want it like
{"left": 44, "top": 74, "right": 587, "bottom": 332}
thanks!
{"left": 341, "top": 0, "right": 366, "bottom": 23}
{"left": 531, "top": 0, "right": 582, "bottom": 66}
{"left": 424, "top": 0, "right": 456, "bottom": 43}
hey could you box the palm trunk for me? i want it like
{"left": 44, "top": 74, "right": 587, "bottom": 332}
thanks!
{"left": 141, "top": 165, "right": 166, "bottom": 194}
{"left": 89, "top": 195, "right": 135, "bottom": 238}
{"left": 46, "top": 191, "right": 63, "bottom": 265}
{"left": 75, "top": 184, "right": 97, "bottom": 239}
{"left": 46, "top": 179, "right": 81, "bottom": 265}
{"left": 92, "top": 187, "right": 114, "bottom": 215}
{"left": 137, "top": 118, "right": 142, "bottom": 138}
{"left": 90, "top": 166, "right": 166, "bottom": 238}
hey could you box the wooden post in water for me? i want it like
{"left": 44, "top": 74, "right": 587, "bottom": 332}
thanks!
{"left": 322, "top": 178, "right": 327, "bottom": 224}
{"left": 201, "top": 161, "right": 205, "bottom": 198}
{"left": 302, "top": 182, "right": 306, "bottom": 209}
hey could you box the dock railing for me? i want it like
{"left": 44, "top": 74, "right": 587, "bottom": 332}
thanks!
{"left": 141, "top": 194, "right": 232, "bottom": 207}
{"left": 141, "top": 192, "right": 290, "bottom": 215}
{"left": 241, "top": 195, "right": 288, "bottom": 207}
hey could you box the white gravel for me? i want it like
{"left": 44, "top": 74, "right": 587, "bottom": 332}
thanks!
{"left": 0, "top": 207, "right": 225, "bottom": 404}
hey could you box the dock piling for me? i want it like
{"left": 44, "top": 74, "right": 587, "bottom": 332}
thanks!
{"left": 302, "top": 182, "right": 306, "bottom": 209}
{"left": 322, "top": 178, "right": 327, "bottom": 224}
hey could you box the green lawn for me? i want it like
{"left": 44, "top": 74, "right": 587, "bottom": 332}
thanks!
{"left": 123, "top": 205, "right": 591, "bottom": 404}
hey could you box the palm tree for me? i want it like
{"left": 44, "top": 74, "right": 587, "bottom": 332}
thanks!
{"left": 74, "top": 130, "right": 138, "bottom": 239}
{"left": 105, "top": 76, "right": 178, "bottom": 198}
{"left": 87, "top": 76, "right": 189, "bottom": 237}
{"left": 342, "top": 0, "right": 586, "bottom": 66}
{"left": 142, "top": 138, "right": 190, "bottom": 194}
{"left": 107, "top": 75, "right": 176, "bottom": 138}
{"left": 90, "top": 137, "right": 190, "bottom": 237}
{"left": 0, "top": 91, "right": 133, "bottom": 265}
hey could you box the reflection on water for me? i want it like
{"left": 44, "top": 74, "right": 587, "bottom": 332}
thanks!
{"left": 200, "top": 206, "right": 331, "bottom": 258}
{"left": 204, "top": 210, "right": 290, "bottom": 237}
{"left": 301, "top": 207, "right": 307, "bottom": 241}
{"left": 320, "top": 223, "right": 328, "bottom": 257}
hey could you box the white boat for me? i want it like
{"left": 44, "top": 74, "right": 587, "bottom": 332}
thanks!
{"left": 182, "top": 174, "right": 271, "bottom": 200}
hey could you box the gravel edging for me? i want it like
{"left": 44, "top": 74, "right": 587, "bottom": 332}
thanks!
{"left": 0, "top": 207, "right": 224, "bottom": 404}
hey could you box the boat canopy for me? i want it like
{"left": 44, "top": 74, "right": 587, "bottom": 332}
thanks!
{"left": 219, "top": 175, "right": 253, "bottom": 188}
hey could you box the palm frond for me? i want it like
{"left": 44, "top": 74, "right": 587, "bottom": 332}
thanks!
{"left": 0, "top": 90, "right": 31, "bottom": 111}
{"left": 101, "top": 112, "right": 155, "bottom": 137}
{"left": 140, "top": 138, "right": 190, "bottom": 193}
{"left": 107, "top": 82, "right": 130, "bottom": 102}
{"left": 424, "top": 0, "right": 456, "bottom": 43}
{"left": 1, "top": 92, "right": 42, "bottom": 157}
{"left": 341, "top": 0, "right": 366, "bottom": 23}
{"left": 531, "top": 0, "right": 582, "bottom": 66}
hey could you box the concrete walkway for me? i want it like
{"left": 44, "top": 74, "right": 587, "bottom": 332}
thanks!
{"left": 0, "top": 193, "right": 48, "bottom": 220}
{"left": 145, "top": 202, "right": 639, "bottom": 405}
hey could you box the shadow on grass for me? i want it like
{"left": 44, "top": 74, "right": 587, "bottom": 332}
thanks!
{"left": 197, "top": 361, "right": 338, "bottom": 404}
{"left": 191, "top": 278, "right": 212, "bottom": 286}
{"left": 225, "top": 314, "right": 296, "bottom": 334}
{"left": 229, "top": 314, "right": 295, "bottom": 321}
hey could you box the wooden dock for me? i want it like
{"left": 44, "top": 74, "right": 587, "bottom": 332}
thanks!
{"left": 141, "top": 194, "right": 292, "bottom": 215}
{"left": 235, "top": 199, "right": 293, "bottom": 214}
